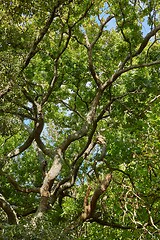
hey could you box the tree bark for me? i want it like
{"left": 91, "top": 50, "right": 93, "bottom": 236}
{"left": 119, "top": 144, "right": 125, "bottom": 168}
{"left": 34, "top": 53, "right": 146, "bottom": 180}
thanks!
{"left": 81, "top": 173, "right": 112, "bottom": 220}
{"left": 0, "top": 193, "right": 18, "bottom": 225}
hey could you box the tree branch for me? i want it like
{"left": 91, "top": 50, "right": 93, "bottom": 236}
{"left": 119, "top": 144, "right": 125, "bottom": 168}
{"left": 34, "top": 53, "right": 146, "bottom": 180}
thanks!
{"left": 9, "top": 176, "right": 39, "bottom": 194}
{"left": 120, "top": 25, "right": 160, "bottom": 69}
{"left": 0, "top": 170, "right": 40, "bottom": 193}
{"left": 0, "top": 109, "right": 36, "bottom": 121}
{"left": 21, "top": 0, "right": 72, "bottom": 72}
{"left": 149, "top": 94, "right": 160, "bottom": 104}
{"left": 84, "top": 15, "right": 114, "bottom": 88}
{"left": 90, "top": 217, "right": 135, "bottom": 229}
{"left": 0, "top": 193, "right": 18, "bottom": 225}
{"left": 81, "top": 173, "right": 112, "bottom": 220}
{"left": 91, "top": 15, "right": 114, "bottom": 48}
{"left": 103, "top": 60, "right": 160, "bottom": 90}
{"left": 7, "top": 102, "right": 44, "bottom": 158}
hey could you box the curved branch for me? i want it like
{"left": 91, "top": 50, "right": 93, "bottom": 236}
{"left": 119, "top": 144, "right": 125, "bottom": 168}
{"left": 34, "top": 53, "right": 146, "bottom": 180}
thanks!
{"left": 0, "top": 170, "right": 40, "bottom": 193}
{"left": 91, "top": 15, "right": 114, "bottom": 48}
{"left": 52, "top": 134, "right": 98, "bottom": 198}
{"left": 120, "top": 25, "right": 160, "bottom": 69}
{"left": 71, "top": 2, "right": 94, "bottom": 28}
{"left": 136, "top": 25, "right": 160, "bottom": 56}
{"left": 84, "top": 15, "right": 114, "bottom": 88}
{"left": 118, "top": 60, "right": 160, "bottom": 76}
{"left": 36, "top": 65, "right": 118, "bottom": 218}
{"left": 42, "top": 28, "right": 72, "bottom": 106}
{"left": 90, "top": 217, "right": 135, "bottom": 230}
{"left": 42, "top": 3, "right": 94, "bottom": 106}
{"left": 103, "top": 60, "right": 160, "bottom": 90}
{"left": 150, "top": 94, "right": 160, "bottom": 104}
{"left": 49, "top": 127, "right": 99, "bottom": 206}
{"left": 21, "top": 0, "right": 71, "bottom": 71}
{"left": 36, "top": 114, "right": 99, "bottom": 217}
{"left": 0, "top": 109, "right": 36, "bottom": 121}
{"left": 0, "top": 193, "right": 18, "bottom": 225}
{"left": 8, "top": 176, "right": 40, "bottom": 193}
{"left": 7, "top": 103, "right": 44, "bottom": 158}
{"left": 81, "top": 173, "right": 112, "bottom": 220}
{"left": 7, "top": 131, "right": 35, "bottom": 158}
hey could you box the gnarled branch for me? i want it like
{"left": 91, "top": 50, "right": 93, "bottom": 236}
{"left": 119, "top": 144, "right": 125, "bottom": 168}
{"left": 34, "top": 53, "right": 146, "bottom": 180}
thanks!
{"left": 81, "top": 173, "right": 112, "bottom": 220}
{"left": 0, "top": 193, "right": 18, "bottom": 225}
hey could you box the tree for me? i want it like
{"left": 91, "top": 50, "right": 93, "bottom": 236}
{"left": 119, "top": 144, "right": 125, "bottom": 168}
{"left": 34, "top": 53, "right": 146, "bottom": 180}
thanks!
{"left": 0, "top": 0, "right": 160, "bottom": 239}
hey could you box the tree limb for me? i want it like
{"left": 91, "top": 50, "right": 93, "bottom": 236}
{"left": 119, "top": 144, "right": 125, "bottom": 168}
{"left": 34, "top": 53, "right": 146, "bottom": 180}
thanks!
{"left": 0, "top": 170, "right": 40, "bottom": 193}
{"left": 120, "top": 25, "right": 160, "bottom": 69}
{"left": 84, "top": 15, "right": 114, "bottom": 88}
{"left": 103, "top": 60, "right": 160, "bottom": 90}
{"left": 8, "top": 176, "right": 39, "bottom": 194}
{"left": 21, "top": 0, "right": 72, "bottom": 71}
{"left": 0, "top": 193, "right": 18, "bottom": 225}
{"left": 81, "top": 173, "right": 112, "bottom": 220}
{"left": 90, "top": 217, "right": 135, "bottom": 229}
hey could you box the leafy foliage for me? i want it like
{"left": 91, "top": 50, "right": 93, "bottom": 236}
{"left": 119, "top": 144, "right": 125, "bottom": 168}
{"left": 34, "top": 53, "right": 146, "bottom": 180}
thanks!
{"left": 0, "top": 0, "right": 160, "bottom": 239}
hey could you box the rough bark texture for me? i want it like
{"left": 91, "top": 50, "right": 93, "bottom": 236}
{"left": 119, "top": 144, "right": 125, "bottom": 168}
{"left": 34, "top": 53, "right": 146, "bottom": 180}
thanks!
{"left": 81, "top": 173, "right": 112, "bottom": 220}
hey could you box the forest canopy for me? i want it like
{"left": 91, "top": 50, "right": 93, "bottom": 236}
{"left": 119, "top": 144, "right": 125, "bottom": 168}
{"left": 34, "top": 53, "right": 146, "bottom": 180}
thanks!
{"left": 0, "top": 0, "right": 160, "bottom": 239}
